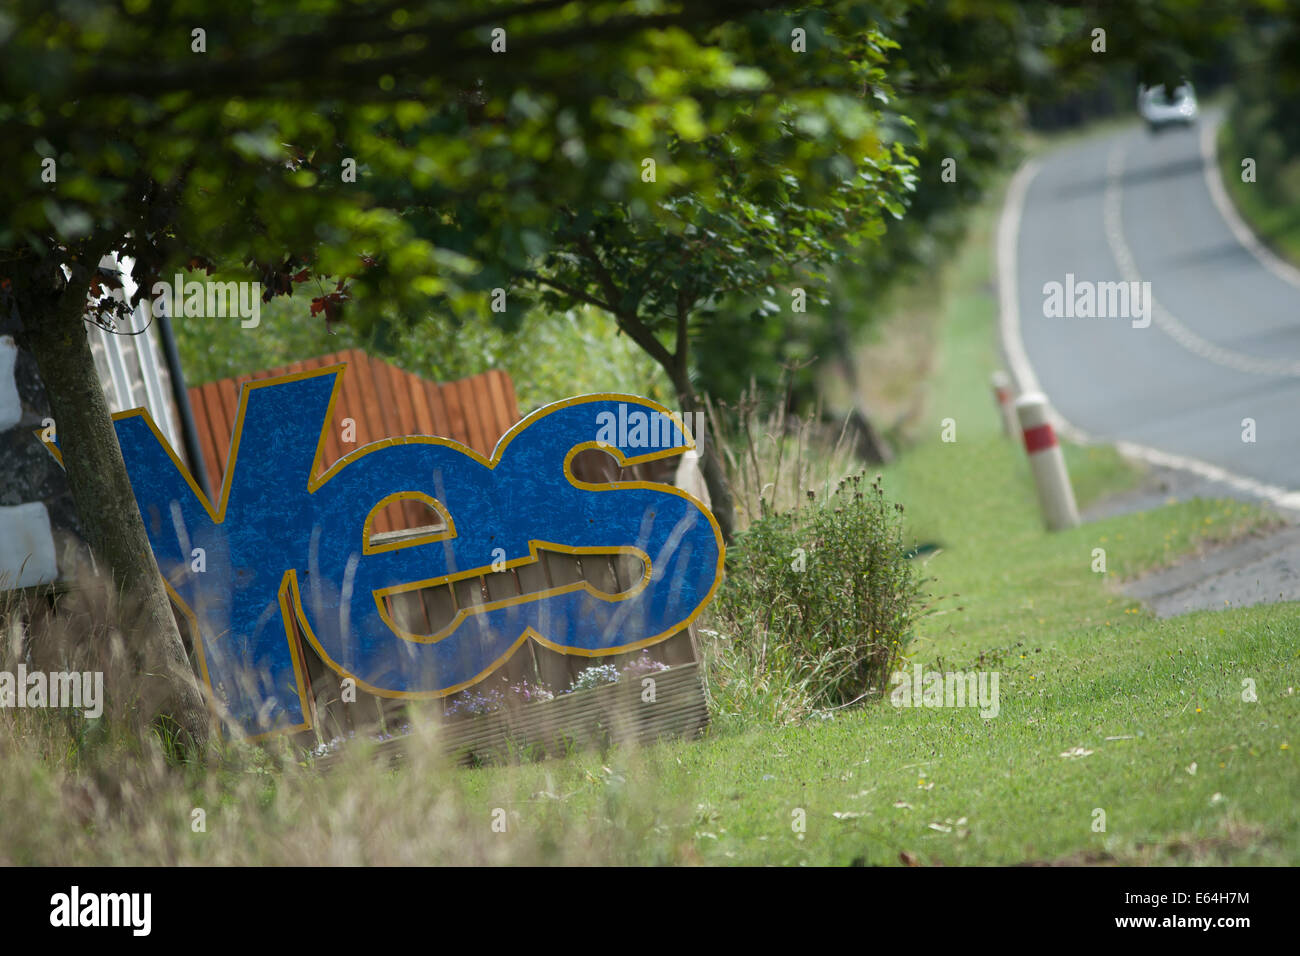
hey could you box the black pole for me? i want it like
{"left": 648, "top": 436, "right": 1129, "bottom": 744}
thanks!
{"left": 156, "top": 311, "right": 213, "bottom": 501}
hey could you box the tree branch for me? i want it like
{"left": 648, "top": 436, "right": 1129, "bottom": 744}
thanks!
{"left": 518, "top": 270, "right": 615, "bottom": 315}
{"left": 523, "top": 263, "right": 674, "bottom": 371}
{"left": 574, "top": 234, "right": 626, "bottom": 314}
{"left": 615, "top": 310, "right": 674, "bottom": 372}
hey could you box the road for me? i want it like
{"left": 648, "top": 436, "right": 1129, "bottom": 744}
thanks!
{"left": 1004, "top": 109, "right": 1300, "bottom": 509}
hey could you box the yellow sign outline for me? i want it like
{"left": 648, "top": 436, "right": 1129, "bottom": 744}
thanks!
{"left": 41, "top": 363, "right": 725, "bottom": 731}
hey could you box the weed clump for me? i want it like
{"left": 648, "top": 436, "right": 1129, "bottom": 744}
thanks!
{"left": 707, "top": 473, "right": 925, "bottom": 723}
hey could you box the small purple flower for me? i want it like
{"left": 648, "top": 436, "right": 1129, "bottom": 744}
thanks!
{"left": 444, "top": 687, "right": 505, "bottom": 718}
{"left": 507, "top": 679, "right": 554, "bottom": 704}
{"left": 621, "top": 650, "right": 670, "bottom": 678}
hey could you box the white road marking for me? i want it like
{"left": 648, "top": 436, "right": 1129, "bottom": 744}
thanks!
{"left": 1112, "top": 438, "right": 1300, "bottom": 511}
{"left": 996, "top": 159, "right": 1042, "bottom": 397}
{"left": 1103, "top": 138, "right": 1300, "bottom": 376}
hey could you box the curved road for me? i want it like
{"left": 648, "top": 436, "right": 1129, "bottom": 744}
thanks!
{"left": 1005, "top": 109, "right": 1300, "bottom": 509}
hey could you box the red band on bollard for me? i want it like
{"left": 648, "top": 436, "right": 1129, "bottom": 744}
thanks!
{"left": 1023, "top": 422, "right": 1057, "bottom": 454}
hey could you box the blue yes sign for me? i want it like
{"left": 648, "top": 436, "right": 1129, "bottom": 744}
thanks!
{"left": 106, "top": 365, "right": 723, "bottom": 739}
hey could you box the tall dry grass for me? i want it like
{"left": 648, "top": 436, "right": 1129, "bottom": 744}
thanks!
{"left": 700, "top": 388, "right": 925, "bottom": 728}
{"left": 704, "top": 381, "right": 862, "bottom": 532}
{"left": 0, "top": 563, "right": 710, "bottom": 864}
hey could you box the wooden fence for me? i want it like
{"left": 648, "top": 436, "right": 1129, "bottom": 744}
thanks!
{"left": 187, "top": 349, "right": 520, "bottom": 534}
{"left": 185, "top": 351, "right": 706, "bottom": 756}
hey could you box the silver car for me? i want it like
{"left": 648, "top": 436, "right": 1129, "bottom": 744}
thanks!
{"left": 1138, "top": 82, "right": 1198, "bottom": 131}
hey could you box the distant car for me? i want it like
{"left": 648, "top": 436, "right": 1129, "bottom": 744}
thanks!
{"left": 1138, "top": 82, "right": 1198, "bottom": 131}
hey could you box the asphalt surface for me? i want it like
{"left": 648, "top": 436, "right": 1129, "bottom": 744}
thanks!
{"left": 1080, "top": 461, "right": 1300, "bottom": 616}
{"left": 1011, "top": 109, "right": 1300, "bottom": 615}
{"left": 1123, "top": 521, "right": 1300, "bottom": 619}
{"left": 1014, "top": 110, "right": 1300, "bottom": 495}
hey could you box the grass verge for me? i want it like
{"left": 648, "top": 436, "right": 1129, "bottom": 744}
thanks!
{"left": 1217, "top": 101, "right": 1300, "bottom": 267}
{"left": 3, "top": 168, "right": 1295, "bottom": 866}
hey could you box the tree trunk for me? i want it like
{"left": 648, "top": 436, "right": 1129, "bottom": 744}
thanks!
{"left": 19, "top": 290, "right": 211, "bottom": 753}
{"left": 665, "top": 368, "right": 736, "bottom": 546}
{"left": 832, "top": 313, "right": 893, "bottom": 465}
{"left": 845, "top": 403, "right": 893, "bottom": 466}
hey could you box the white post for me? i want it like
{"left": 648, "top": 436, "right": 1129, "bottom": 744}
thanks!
{"left": 991, "top": 370, "right": 1018, "bottom": 437}
{"left": 1015, "top": 392, "right": 1079, "bottom": 531}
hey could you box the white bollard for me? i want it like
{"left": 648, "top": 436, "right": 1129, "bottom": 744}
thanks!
{"left": 991, "top": 370, "right": 1019, "bottom": 437}
{"left": 1015, "top": 392, "right": 1079, "bottom": 531}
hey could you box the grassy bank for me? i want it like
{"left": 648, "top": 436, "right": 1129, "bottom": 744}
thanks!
{"left": 4, "top": 175, "right": 1296, "bottom": 867}
{"left": 1218, "top": 102, "right": 1300, "bottom": 267}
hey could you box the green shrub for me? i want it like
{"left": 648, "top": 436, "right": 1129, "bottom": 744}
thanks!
{"left": 706, "top": 473, "right": 924, "bottom": 722}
